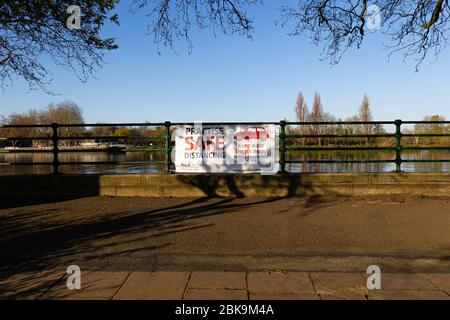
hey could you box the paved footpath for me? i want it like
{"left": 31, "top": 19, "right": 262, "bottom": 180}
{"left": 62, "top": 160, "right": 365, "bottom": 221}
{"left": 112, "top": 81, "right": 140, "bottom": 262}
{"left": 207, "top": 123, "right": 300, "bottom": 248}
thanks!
{"left": 1, "top": 270, "right": 450, "bottom": 300}
{"left": 1, "top": 196, "right": 450, "bottom": 300}
{"left": 1, "top": 196, "right": 450, "bottom": 272}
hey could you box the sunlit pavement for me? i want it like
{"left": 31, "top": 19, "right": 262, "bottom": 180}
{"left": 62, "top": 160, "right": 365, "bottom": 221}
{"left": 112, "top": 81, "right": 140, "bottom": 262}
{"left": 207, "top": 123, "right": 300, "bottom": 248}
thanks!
{"left": 1, "top": 196, "right": 450, "bottom": 300}
{"left": 1, "top": 270, "right": 449, "bottom": 300}
{"left": 1, "top": 196, "right": 450, "bottom": 271}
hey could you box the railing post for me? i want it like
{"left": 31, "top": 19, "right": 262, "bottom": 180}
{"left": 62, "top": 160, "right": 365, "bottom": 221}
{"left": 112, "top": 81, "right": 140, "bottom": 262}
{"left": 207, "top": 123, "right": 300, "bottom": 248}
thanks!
{"left": 395, "top": 119, "right": 402, "bottom": 172}
{"left": 165, "top": 121, "right": 172, "bottom": 173}
{"left": 279, "top": 120, "right": 287, "bottom": 173}
{"left": 51, "top": 123, "right": 59, "bottom": 174}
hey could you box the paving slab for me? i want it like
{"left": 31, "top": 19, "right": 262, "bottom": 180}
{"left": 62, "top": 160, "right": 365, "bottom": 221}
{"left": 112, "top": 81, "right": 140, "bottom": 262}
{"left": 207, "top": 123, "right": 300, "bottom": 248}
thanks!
{"left": 368, "top": 290, "right": 449, "bottom": 300}
{"left": 184, "top": 289, "right": 247, "bottom": 300}
{"left": 310, "top": 272, "right": 368, "bottom": 299}
{"left": 42, "top": 271, "right": 129, "bottom": 300}
{"left": 250, "top": 293, "right": 320, "bottom": 300}
{"left": 310, "top": 272, "right": 366, "bottom": 289}
{"left": 365, "top": 273, "right": 440, "bottom": 290}
{"left": 317, "top": 288, "right": 367, "bottom": 300}
{"left": 113, "top": 271, "right": 189, "bottom": 300}
{"left": 247, "top": 272, "right": 315, "bottom": 294}
{"left": 427, "top": 274, "right": 450, "bottom": 291}
{"left": 189, "top": 271, "right": 246, "bottom": 289}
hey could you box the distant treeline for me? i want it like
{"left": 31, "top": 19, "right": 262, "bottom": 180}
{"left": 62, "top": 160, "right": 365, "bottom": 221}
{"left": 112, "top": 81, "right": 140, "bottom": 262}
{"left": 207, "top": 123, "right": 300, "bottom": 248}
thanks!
{"left": 290, "top": 92, "right": 448, "bottom": 147}
{"left": 0, "top": 101, "right": 165, "bottom": 148}
{"left": 0, "top": 98, "right": 448, "bottom": 148}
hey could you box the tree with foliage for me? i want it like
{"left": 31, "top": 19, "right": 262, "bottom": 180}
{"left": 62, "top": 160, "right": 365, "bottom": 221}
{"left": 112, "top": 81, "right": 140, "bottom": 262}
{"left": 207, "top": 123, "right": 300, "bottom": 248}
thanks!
{"left": 114, "top": 127, "right": 131, "bottom": 144}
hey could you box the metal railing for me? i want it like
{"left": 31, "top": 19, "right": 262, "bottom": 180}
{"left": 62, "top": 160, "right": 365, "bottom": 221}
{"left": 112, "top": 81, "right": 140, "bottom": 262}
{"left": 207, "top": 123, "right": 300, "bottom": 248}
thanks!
{"left": 0, "top": 120, "right": 449, "bottom": 174}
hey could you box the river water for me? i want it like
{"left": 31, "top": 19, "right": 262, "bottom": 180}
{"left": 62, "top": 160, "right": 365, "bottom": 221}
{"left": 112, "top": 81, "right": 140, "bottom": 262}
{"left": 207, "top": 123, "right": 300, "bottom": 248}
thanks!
{"left": 0, "top": 150, "right": 448, "bottom": 174}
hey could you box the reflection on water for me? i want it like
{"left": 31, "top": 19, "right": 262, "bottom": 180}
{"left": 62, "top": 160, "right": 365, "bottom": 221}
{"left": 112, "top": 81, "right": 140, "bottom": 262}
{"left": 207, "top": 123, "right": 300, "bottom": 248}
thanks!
{"left": 287, "top": 150, "right": 450, "bottom": 173}
{"left": 0, "top": 152, "right": 165, "bottom": 175}
{"left": 0, "top": 150, "right": 448, "bottom": 174}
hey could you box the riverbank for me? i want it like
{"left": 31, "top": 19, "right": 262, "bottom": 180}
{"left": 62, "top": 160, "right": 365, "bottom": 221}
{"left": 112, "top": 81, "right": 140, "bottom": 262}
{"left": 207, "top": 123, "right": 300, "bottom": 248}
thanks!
{"left": 0, "top": 172, "right": 449, "bottom": 198}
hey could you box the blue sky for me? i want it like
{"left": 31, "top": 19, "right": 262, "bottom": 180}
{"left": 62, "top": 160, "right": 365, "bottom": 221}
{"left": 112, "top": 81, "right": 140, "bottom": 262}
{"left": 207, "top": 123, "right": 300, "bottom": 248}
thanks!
{"left": 1, "top": 1, "right": 449, "bottom": 123}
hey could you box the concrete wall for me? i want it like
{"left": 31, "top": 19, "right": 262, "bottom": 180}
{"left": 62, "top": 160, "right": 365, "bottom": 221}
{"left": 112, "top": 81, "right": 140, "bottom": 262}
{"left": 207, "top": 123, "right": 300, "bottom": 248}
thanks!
{"left": 0, "top": 173, "right": 449, "bottom": 198}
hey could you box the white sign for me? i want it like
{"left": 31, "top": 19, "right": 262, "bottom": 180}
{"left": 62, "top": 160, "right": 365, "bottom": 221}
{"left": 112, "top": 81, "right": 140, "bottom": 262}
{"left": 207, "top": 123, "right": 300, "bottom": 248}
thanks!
{"left": 174, "top": 124, "right": 279, "bottom": 174}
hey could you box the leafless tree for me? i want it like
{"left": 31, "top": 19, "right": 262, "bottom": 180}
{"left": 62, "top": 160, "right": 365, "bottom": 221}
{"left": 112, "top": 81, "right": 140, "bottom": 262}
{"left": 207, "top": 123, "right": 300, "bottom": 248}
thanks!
{"left": 295, "top": 92, "right": 309, "bottom": 122}
{"left": 41, "top": 101, "right": 85, "bottom": 146}
{"left": 1, "top": 1, "right": 260, "bottom": 91}
{"left": 295, "top": 92, "right": 310, "bottom": 145}
{"left": 3, "top": 112, "right": 37, "bottom": 147}
{"left": 0, "top": 1, "right": 119, "bottom": 92}
{"left": 309, "top": 92, "right": 326, "bottom": 145}
{"left": 358, "top": 94, "right": 373, "bottom": 144}
{"left": 414, "top": 114, "right": 447, "bottom": 145}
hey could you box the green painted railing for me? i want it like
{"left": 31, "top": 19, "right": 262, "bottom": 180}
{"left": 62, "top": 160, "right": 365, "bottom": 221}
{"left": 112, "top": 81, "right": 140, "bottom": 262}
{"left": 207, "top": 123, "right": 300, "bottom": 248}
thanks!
{"left": 280, "top": 120, "right": 450, "bottom": 173}
{"left": 0, "top": 120, "right": 449, "bottom": 174}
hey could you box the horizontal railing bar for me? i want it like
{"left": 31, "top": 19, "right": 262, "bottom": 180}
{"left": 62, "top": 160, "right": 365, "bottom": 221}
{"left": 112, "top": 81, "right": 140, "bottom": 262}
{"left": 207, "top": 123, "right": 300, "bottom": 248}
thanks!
{"left": 0, "top": 162, "right": 52, "bottom": 166}
{"left": 59, "top": 122, "right": 279, "bottom": 127}
{"left": 57, "top": 136, "right": 165, "bottom": 140}
{"left": 0, "top": 124, "right": 53, "bottom": 128}
{"left": 56, "top": 149, "right": 125, "bottom": 153}
{"left": 0, "top": 161, "right": 167, "bottom": 166}
{"left": 58, "top": 161, "right": 118, "bottom": 165}
{"left": 0, "top": 149, "right": 124, "bottom": 153}
{"left": 1, "top": 121, "right": 448, "bottom": 129}
{"left": 0, "top": 149, "right": 53, "bottom": 153}
{"left": 401, "top": 160, "right": 450, "bottom": 163}
{"left": 286, "top": 121, "right": 396, "bottom": 125}
{"left": 286, "top": 147, "right": 396, "bottom": 151}
{"left": 0, "top": 148, "right": 166, "bottom": 153}
{"left": 402, "top": 134, "right": 450, "bottom": 137}
{"left": 402, "top": 121, "right": 450, "bottom": 124}
{"left": 58, "top": 161, "right": 167, "bottom": 165}
{"left": 286, "top": 134, "right": 395, "bottom": 138}
{"left": 0, "top": 137, "right": 52, "bottom": 140}
{"left": 55, "top": 123, "right": 167, "bottom": 127}
{"left": 0, "top": 149, "right": 126, "bottom": 153}
{"left": 0, "top": 136, "right": 164, "bottom": 140}
{"left": 126, "top": 148, "right": 167, "bottom": 152}
{"left": 1, "top": 136, "right": 165, "bottom": 141}
{"left": 169, "top": 122, "right": 278, "bottom": 126}
{"left": 286, "top": 160, "right": 395, "bottom": 164}
{"left": 116, "top": 161, "right": 166, "bottom": 164}
{"left": 401, "top": 146, "right": 450, "bottom": 151}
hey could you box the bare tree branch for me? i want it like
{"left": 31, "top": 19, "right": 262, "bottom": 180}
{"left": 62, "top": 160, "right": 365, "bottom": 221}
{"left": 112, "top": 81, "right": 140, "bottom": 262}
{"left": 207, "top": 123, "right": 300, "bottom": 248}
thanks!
{"left": 131, "top": 0, "right": 260, "bottom": 51}
{"left": 279, "top": 0, "right": 450, "bottom": 70}
{"left": 0, "top": 1, "right": 119, "bottom": 92}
